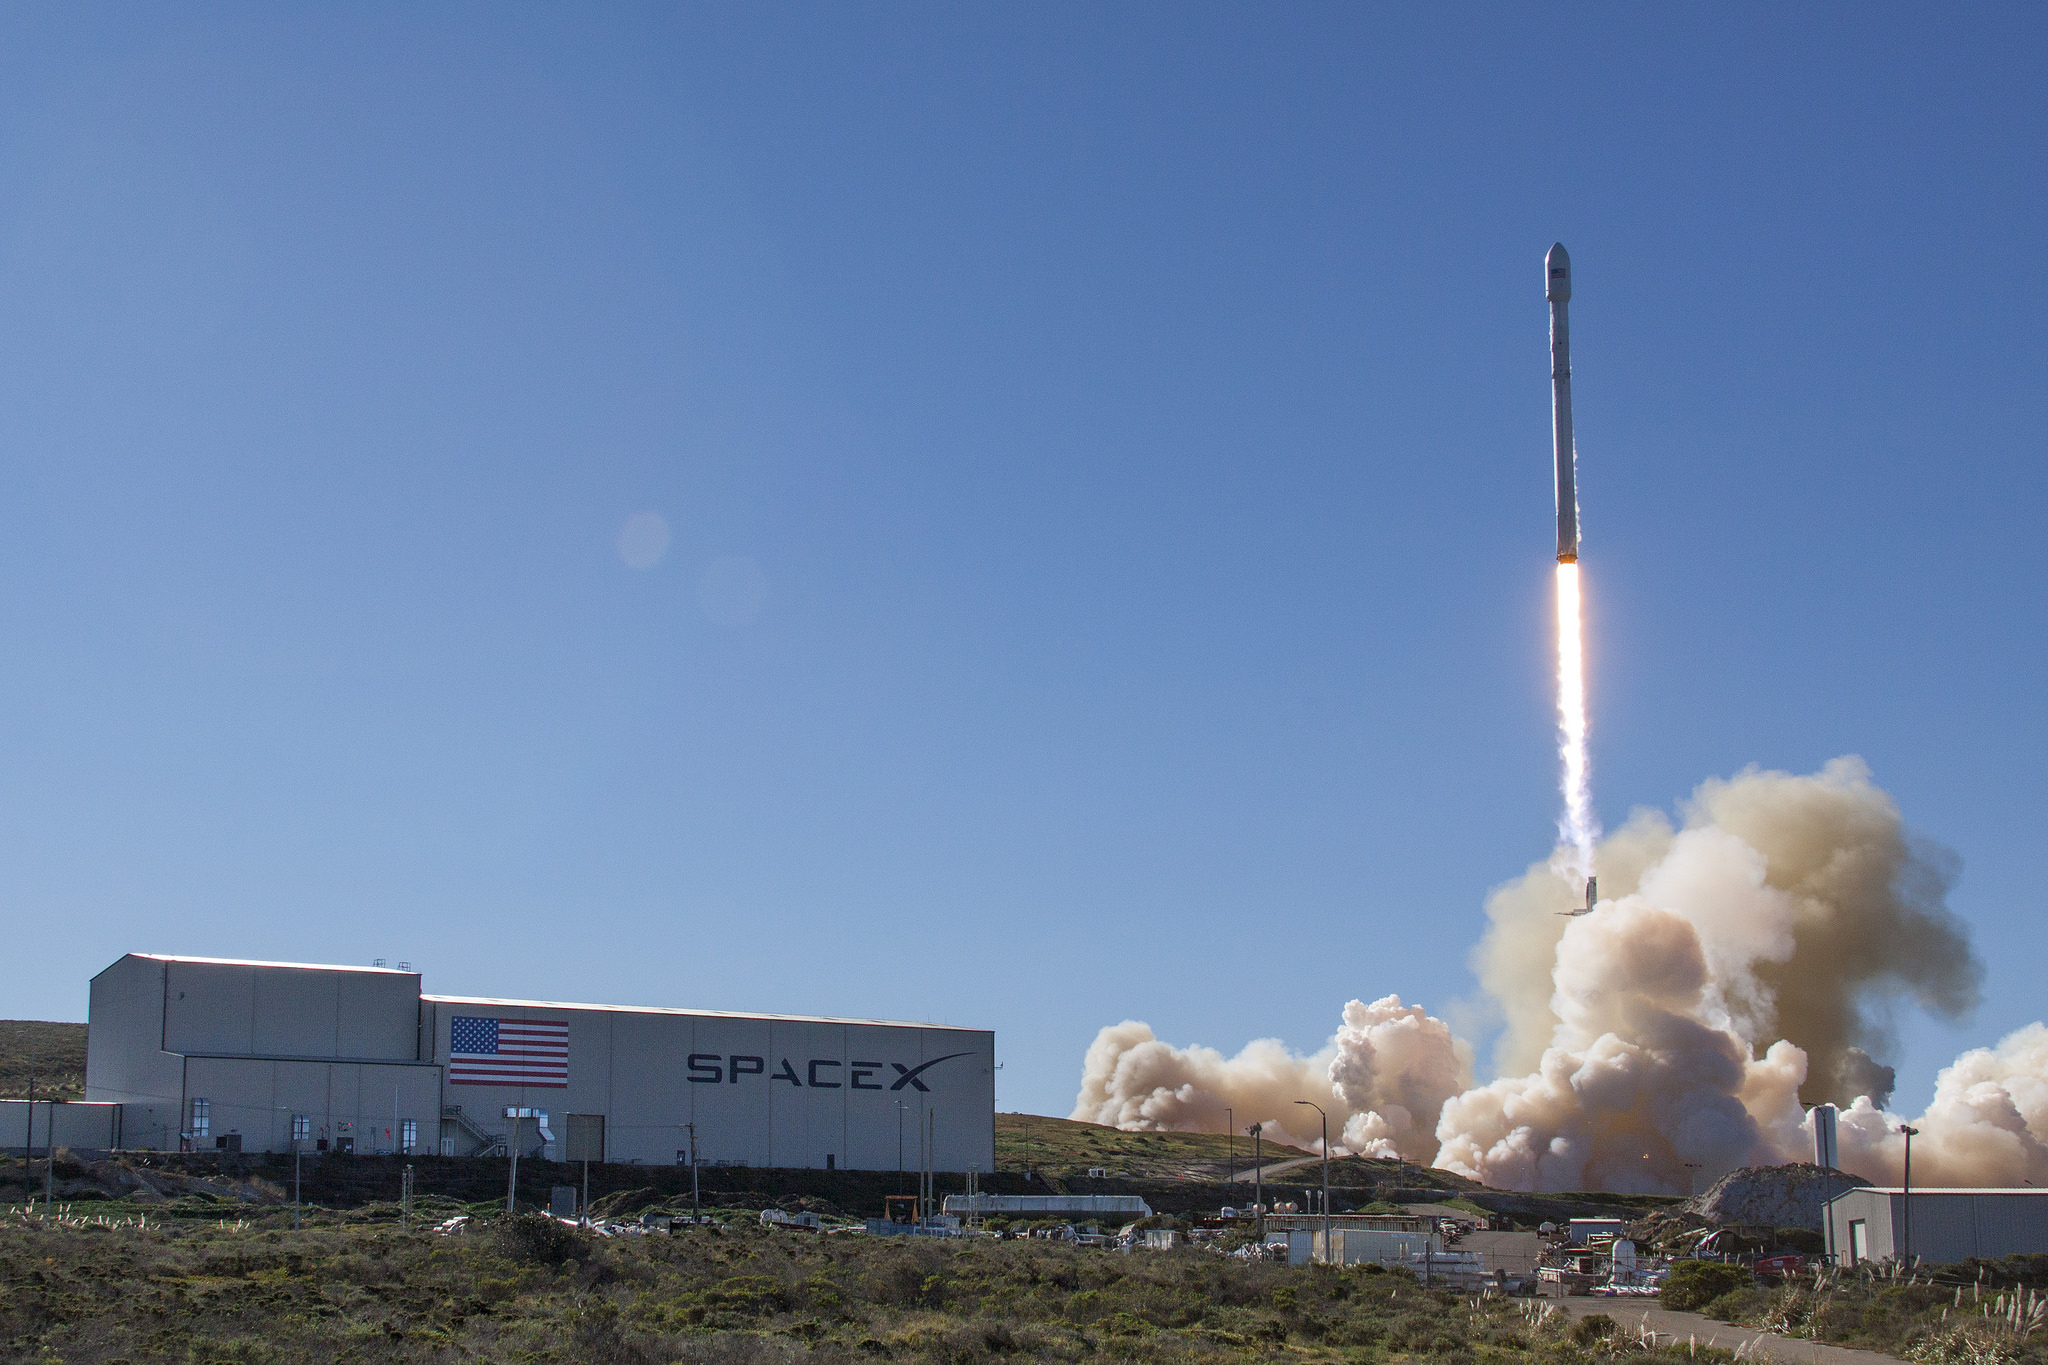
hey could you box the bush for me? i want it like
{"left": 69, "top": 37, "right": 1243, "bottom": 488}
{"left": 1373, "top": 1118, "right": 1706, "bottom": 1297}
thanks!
{"left": 1573, "top": 1313, "right": 1616, "bottom": 1345}
{"left": 1700, "top": 1287, "right": 1769, "bottom": 1323}
{"left": 1663, "top": 1259, "right": 1755, "bottom": 1311}
{"left": 494, "top": 1210, "right": 591, "bottom": 1265}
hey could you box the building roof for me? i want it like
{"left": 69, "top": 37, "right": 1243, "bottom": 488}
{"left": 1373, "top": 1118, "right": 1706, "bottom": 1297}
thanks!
{"left": 98, "top": 953, "right": 983, "bottom": 1032}
{"left": 1831, "top": 1187, "right": 2048, "bottom": 1197}
{"left": 421, "top": 993, "right": 982, "bottom": 1032}
{"left": 118, "top": 953, "right": 416, "bottom": 975}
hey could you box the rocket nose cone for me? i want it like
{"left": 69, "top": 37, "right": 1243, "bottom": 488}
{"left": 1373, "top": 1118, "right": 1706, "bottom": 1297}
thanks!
{"left": 1546, "top": 243, "right": 1571, "bottom": 302}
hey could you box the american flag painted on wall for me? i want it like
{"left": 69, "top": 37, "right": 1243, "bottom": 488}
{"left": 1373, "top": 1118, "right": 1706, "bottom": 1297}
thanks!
{"left": 448, "top": 1016, "right": 569, "bottom": 1087}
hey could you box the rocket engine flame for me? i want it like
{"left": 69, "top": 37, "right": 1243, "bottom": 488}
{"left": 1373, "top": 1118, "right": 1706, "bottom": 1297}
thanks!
{"left": 1555, "top": 562, "right": 1598, "bottom": 880}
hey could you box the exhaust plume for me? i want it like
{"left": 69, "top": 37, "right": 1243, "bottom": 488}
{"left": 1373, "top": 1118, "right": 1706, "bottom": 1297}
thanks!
{"left": 1555, "top": 562, "right": 1598, "bottom": 878}
{"left": 1074, "top": 758, "right": 2048, "bottom": 1192}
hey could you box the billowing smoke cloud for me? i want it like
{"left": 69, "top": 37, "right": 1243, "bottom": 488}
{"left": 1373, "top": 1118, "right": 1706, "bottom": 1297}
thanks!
{"left": 1071, "top": 996, "right": 1469, "bottom": 1160}
{"left": 1076, "top": 758, "right": 2048, "bottom": 1192}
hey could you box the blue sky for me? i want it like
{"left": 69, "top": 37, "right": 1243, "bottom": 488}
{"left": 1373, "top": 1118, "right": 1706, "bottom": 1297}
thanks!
{"left": 2, "top": 5, "right": 2042, "bottom": 1123}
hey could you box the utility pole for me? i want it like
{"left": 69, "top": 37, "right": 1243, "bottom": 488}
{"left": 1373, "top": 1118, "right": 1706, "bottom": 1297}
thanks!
{"left": 1899, "top": 1124, "right": 1920, "bottom": 1267}
{"left": 294, "top": 1137, "right": 303, "bottom": 1230}
{"left": 1295, "top": 1102, "right": 1330, "bottom": 1264}
{"left": 1248, "top": 1122, "right": 1264, "bottom": 1241}
{"left": 1226, "top": 1108, "right": 1234, "bottom": 1188}
{"left": 23, "top": 1061, "right": 33, "bottom": 1214}
{"left": 505, "top": 1112, "right": 522, "bottom": 1214}
{"left": 685, "top": 1121, "right": 700, "bottom": 1224}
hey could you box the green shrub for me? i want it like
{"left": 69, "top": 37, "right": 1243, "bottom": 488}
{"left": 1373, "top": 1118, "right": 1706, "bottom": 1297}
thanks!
{"left": 1700, "top": 1287, "right": 1769, "bottom": 1323}
{"left": 1663, "top": 1259, "right": 1755, "bottom": 1311}
{"left": 1572, "top": 1313, "right": 1616, "bottom": 1345}
{"left": 493, "top": 1210, "right": 591, "bottom": 1265}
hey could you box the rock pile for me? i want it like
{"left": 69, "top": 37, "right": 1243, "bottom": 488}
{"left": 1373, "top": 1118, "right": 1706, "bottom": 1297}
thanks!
{"left": 1686, "top": 1163, "right": 1872, "bottom": 1230}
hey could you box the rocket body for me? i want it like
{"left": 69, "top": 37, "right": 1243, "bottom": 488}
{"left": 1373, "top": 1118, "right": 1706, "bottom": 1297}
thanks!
{"left": 1548, "top": 243, "right": 1578, "bottom": 564}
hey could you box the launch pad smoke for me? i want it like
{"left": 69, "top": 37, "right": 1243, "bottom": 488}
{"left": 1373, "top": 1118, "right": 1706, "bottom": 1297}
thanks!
{"left": 1073, "top": 759, "right": 2048, "bottom": 1194}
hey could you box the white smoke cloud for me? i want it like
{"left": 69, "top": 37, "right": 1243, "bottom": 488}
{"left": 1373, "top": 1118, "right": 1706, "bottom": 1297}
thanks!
{"left": 1075, "top": 758, "right": 2048, "bottom": 1192}
{"left": 1070, "top": 996, "right": 1469, "bottom": 1160}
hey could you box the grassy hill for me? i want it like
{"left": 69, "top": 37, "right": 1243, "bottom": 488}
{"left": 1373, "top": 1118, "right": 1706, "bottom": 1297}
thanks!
{"left": 995, "top": 1112, "right": 1316, "bottom": 1180}
{"left": 0, "top": 1021, "right": 86, "bottom": 1100}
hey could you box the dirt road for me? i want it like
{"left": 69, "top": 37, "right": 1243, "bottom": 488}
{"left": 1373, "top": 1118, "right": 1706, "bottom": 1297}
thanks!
{"left": 1552, "top": 1296, "right": 1902, "bottom": 1364}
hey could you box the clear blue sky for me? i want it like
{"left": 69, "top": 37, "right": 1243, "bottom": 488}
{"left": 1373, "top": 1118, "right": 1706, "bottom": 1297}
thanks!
{"left": 3, "top": 5, "right": 2041, "bottom": 1123}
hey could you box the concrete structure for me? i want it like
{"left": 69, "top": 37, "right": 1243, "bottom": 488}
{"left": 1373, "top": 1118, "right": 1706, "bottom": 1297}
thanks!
{"left": 79, "top": 953, "right": 995, "bottom": 1171}
{"left": 1825, "top": 1188, "right": 2048, "bottom": 1267}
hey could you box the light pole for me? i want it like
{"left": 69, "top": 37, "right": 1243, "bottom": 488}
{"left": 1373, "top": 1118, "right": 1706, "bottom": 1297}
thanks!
{"left": 1295, "top": 1101, "right": 1330, "bottom": 1264}
{"left": 895, "top": 1102, "right": 909, "bottom": 1193}
{"left": 1898, "top": 1124, "right": 1919, "bottom": 1267}
{"left": 22, "top": 1059, "right": 34, "bottom": 1215}
{"left": 684, "top": 1121, "right": 700, "bottom": 1224}
{"left": 1226, "top": 1108, "right": 1234, "bottom": 1188}
{"left": 1247, "top": 1122, "right": 1264, "bottom": 1239}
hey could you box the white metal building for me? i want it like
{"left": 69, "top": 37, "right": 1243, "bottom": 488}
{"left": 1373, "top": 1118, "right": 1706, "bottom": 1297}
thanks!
{"left": 75, "top": 953, "right": 995, "bottom": 1171}
{"left": 1824, "top": 1188, "right": 2048, "bottom": 1266}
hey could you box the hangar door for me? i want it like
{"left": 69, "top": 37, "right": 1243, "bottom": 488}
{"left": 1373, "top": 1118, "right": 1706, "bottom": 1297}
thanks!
{"left": 565, "top": 1114, "right": 605, "bottom": 1164}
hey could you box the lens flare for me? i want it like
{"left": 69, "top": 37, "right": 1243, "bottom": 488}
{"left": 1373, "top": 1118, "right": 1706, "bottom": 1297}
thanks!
{"left": 1555, "top": 562, "right": 1599, "bottom": 877}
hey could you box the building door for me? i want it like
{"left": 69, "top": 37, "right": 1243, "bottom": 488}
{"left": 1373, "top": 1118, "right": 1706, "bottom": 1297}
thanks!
{"left": 565, "top": 1114, "right": 605, "bottom": 1164}
{"left": 1849, "top": 1219, "right": 1867, "bottom": 1265}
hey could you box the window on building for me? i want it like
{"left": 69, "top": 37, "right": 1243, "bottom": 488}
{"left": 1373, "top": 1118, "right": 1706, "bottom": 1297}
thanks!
{"left": 401, "top": 1119, "right": 417, "bottom": 1153}
{"left": 190, "top": 1098, "right": 210, "bottom": 1138}
{"left": 291, "top": 1114, "right": 311, "bottom": 1142}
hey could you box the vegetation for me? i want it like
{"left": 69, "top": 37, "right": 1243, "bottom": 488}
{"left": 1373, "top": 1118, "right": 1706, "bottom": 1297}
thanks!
{"left": 0, "top": 1207, "right": 1729, "bottom": 1365}
{"left": 1682, "top": 1256, "right": 2048, "bottom": 1365}
{"left": 1660, "top": 1260, "right": 1755, "bottom": 1312}
{"left": 0, "top": 1021, "right": 86, "bottom": 1101}
{"left": 993, "top": 1114, "right": 1313, "bottom": 1181}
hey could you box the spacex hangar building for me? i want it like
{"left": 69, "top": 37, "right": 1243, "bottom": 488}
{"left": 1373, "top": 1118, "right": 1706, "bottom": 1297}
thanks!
{"left": 71, "top": 954, "right": 995, "bottom": 1170}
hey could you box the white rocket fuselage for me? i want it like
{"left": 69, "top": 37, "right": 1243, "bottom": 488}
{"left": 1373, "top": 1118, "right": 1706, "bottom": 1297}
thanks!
{"left": 1548, "top": 243, "right": 1577, "bottom": 564}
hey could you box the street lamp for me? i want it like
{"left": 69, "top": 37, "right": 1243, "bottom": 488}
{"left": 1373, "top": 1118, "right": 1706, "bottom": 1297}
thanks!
{"left": 1294, "top": 1101, "right": 1331, "bottom": 1263}
{"left": 1898, "top": 1124, "right": 1920, "bottom": 1267}
{"left": 1225, "top": 1108, "right": 1234, "bottom": 1187}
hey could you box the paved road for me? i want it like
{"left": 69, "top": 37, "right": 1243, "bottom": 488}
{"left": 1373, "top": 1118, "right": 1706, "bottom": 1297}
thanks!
{"left": 1552, "top": 1297, "right": 1902, "bottom": 1365}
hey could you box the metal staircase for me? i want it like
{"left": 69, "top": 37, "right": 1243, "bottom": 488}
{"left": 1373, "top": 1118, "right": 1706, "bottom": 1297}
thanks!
{"left": 442, "top": 1104, "right": 505, "bottom": 1158}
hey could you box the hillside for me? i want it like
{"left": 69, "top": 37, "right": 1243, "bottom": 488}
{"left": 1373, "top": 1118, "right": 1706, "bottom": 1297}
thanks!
{"left": 995, "top": 1112, "right": 1316, "bottom": 1180}
{"left": 0, "top": 1021, "right": 86, "bottom": 1100}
